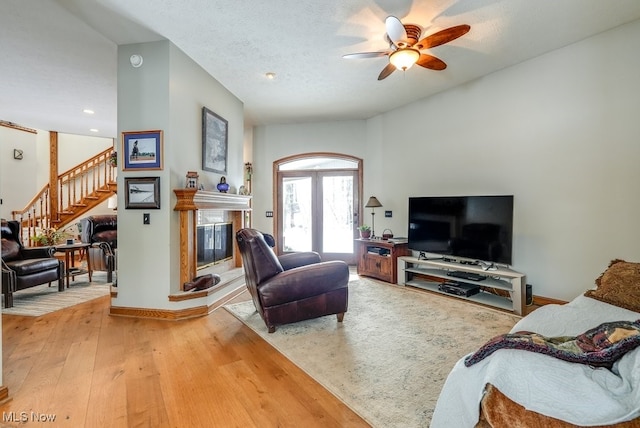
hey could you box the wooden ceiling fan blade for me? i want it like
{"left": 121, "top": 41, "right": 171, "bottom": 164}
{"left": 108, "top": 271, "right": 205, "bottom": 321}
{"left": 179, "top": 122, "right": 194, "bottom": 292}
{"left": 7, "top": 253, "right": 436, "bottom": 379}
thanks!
{"left": 415, "top": 24, "right": 471, "bottom": 49}
{"left": 416, "top": 54, "right": 447, "bottom": 70}
{"left": 385, "top": 16, "right": 408, "bottom": 47}
{"left": 343, "top": 51, "right": 389, "bottom": 59}
{"left": 377, "top": 63, "right": 396, "bottom": 80}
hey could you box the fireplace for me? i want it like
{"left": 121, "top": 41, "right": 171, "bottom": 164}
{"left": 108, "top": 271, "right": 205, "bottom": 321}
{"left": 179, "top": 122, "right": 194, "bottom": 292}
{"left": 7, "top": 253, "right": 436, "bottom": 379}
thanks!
{"left": 196, "top": 222, "right": 233, "bottom": 267}
{"left": 174, "top": 189, "right": 252, "bottom": 291}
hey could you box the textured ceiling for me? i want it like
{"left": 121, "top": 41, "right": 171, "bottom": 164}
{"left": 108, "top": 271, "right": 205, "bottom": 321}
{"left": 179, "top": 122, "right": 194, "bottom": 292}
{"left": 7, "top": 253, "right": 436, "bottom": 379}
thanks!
{"left": 2, "top": 0, "right": 640, "bottom": 138}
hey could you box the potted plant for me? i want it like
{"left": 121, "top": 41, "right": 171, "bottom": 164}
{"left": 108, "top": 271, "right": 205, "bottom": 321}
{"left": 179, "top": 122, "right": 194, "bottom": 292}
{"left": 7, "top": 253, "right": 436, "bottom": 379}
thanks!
{"left": 30, "top": 228, "right": 68, "bottom": 246}
{"left": 358, "top": 225, "right": 372, "bottom": 239}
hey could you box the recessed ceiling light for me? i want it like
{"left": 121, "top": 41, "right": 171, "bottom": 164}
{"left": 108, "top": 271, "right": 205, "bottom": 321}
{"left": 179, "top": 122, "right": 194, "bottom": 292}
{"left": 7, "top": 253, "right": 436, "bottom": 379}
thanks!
{"left": 83, "top": 109, "right": 95, "bottom": 114}
{"left": 265, "top": 72, "right": 276, "bottom": 80}
{"left": 89, "top": 128, "right": 99, "bottom": 133}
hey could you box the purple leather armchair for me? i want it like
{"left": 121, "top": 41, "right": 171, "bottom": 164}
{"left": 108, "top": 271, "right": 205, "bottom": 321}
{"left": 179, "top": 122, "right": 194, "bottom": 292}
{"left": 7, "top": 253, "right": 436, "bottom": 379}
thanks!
{"left": 236, "top": 228, "right": 349, "bottom": 333}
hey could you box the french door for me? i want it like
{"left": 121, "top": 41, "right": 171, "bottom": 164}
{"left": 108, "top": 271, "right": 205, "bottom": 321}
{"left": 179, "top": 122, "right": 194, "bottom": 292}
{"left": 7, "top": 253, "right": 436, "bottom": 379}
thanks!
{"left": 275, "top": 155, "right": 361, "bottom": 264}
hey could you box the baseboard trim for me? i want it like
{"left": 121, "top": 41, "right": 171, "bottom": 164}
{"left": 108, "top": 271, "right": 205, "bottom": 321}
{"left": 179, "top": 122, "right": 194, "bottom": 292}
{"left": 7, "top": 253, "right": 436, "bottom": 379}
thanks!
{"left": 109, "top": 305, "right": 208, "bottom": 320}
{"left": 0, "top": 386, "right": 11, "bottom": 405}
{"left": 109, "top": 282, "right": 246, "bottom": 321}
{"left": 533, "top": 295, "right": 567, "bottom": 306}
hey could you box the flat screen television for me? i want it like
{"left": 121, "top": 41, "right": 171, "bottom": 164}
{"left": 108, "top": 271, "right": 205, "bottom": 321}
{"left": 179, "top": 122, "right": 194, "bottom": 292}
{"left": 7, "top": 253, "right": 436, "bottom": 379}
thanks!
{"left": 408, "top": 195, "right": 514, "bottom": 265}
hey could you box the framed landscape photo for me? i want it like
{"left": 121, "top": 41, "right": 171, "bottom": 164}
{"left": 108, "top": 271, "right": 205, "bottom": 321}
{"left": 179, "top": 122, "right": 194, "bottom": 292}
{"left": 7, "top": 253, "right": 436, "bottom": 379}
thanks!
{"left": 202, "top": 107, "right": 228, "bottom": 174}
{"left": 124, "top": 177, "right": 161, "bottom": 209}
{"left": 122, "top": 130, "right": 163, "bottom": 171}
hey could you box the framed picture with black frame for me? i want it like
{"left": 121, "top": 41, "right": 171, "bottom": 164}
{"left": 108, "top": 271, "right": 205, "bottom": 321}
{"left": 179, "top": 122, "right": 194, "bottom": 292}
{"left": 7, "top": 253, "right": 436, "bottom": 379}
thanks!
{"left": 122, "top": 130, "right": 163, "bottom": 171}
{"left": 202, "top": 107, "right": 228, "bottom": 174}
{"left": 124, "top": 177, "right": 161, "bottom": 209}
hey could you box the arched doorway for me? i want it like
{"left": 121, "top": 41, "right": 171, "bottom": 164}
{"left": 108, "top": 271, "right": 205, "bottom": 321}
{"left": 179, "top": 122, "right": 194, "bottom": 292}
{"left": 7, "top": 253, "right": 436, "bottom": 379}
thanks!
{"left": 274, "top": 153, "right": 362, "bottom": 264}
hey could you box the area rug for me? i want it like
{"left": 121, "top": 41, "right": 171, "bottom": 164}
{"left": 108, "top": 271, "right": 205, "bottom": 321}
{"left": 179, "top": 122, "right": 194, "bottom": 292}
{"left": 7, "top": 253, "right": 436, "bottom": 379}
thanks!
{"left": 2, "top": 273, "right": 111, "bottom": 317}
{"left": 224, "top": 275, "right": 521, "bottom": 427}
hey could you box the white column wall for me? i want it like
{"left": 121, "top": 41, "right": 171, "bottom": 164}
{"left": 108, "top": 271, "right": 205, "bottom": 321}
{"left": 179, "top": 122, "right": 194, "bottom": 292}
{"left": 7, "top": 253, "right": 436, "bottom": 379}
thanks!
{"left": 115, "top": 40, "right": 244, "bottom": 309}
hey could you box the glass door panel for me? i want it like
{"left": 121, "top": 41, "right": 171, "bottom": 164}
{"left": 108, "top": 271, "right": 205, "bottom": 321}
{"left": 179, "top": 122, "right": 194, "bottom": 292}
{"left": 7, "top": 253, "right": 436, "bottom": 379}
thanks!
{"left": 282, "top": 176, "right": 312, "bottom": 252}
{"left": 277, "top": 154, "right": 361, "bottom": 265}
{"left": 321, "top": 174, "right": 354, "bottom": 254}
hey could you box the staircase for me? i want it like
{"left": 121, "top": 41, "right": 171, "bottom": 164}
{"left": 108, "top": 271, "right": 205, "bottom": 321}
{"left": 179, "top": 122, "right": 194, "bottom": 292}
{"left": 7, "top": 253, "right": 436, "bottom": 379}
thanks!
{"left": 12, "top": 147, "right": 117, "bottom": 245}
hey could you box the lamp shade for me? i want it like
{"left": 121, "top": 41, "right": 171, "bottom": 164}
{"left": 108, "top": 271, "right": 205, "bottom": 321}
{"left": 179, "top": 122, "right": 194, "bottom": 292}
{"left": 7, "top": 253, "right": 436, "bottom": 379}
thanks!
{"left": 389, "top": 48, "right": 420, "bottom": 71}
{"left": 107, "top": 194, "right": 117, "bottom": 210}
{"left": 365, "top": 196, "right": 382, "bottom": 208}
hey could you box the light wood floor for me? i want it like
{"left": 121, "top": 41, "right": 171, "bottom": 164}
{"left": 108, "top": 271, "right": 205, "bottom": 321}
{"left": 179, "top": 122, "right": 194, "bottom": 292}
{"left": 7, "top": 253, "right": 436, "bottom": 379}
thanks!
{"left": 0, "top": 292, "right": 370, "bottom": 428}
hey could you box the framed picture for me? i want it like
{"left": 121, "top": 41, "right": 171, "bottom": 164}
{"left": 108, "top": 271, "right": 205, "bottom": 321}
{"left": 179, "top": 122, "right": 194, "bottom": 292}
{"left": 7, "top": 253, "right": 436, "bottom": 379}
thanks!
{"left": 122, "top": 130, "right": 163, "bottom": 171}
{"left": 124, "top": 177, "right": 161, "bottom": 209}
{"left": 202, "top": 107, "right": 228, "bottom": 174}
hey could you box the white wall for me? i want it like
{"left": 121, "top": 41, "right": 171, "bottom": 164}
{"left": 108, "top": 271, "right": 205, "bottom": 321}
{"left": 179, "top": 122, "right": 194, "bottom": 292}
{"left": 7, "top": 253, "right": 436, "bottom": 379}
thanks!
{"left": 252, "top": 19, "right": 640, "bottom": 301}
{"left": 0, "top": 127, "right": 38, "bottom": 219}
{"left": 252, "top": 120, "right": 368, "bottom": 232}
{"left": 0, "top": 126, "right": 113, "bottom": 220}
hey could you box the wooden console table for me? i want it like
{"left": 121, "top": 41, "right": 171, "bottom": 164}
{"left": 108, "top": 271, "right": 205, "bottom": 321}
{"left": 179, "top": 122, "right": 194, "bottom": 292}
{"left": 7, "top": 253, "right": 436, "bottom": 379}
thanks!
{"left": 355, "top": 238, "right": 410, "bottom": 284}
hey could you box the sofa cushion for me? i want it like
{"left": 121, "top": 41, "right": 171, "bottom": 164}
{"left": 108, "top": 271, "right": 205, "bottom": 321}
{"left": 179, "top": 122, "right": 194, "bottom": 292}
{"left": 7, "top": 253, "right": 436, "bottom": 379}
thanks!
{"left": 584, "top": 259, "right": 640, "bottom": 313}
{"left": 93, "top": 222, "right": 117, "bottom": 234}
{"left": 5, "top": 257, "right": 60, "bottom": 275}
{"left": 1, "top": 238, "right": 20, "bottom": 261}
{"left": 259, "top": 260, "right": 349, "bottom": 307}
{"left": 93, "top": 230, "right": 117, "bottom": 248}
{"left": 80, "top": 215, "right": 117, "bottom": 244}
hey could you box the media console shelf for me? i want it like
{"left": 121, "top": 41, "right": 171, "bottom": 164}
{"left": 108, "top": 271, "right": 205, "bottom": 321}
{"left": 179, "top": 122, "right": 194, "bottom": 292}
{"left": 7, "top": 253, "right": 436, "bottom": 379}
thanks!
{"left": 397, "top": 256, "right": 526, "bottom": 315}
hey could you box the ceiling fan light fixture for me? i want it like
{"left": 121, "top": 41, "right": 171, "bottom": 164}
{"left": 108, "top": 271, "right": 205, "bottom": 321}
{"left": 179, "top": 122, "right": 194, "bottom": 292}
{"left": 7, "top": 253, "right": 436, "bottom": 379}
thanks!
{"left": 389, "top": 48, "right": 420, "bottom": 71}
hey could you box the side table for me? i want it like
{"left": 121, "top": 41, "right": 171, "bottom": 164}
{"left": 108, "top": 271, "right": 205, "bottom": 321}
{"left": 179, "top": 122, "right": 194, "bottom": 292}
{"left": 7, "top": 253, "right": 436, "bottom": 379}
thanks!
{"left": 54, "top": 242, "right": 92, "bottom": 287}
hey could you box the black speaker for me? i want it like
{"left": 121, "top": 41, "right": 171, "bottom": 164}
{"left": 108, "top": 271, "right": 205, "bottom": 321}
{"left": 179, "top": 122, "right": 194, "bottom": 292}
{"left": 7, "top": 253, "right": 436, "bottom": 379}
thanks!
{"left": 526, "top": 284, "right": 533, "bottom": 306}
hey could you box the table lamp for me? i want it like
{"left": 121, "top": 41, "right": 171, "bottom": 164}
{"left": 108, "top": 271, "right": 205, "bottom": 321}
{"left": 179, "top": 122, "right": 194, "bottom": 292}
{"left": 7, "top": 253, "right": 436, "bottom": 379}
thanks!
{"left": 365, "top": 196, "right": 383, "bottom": 238}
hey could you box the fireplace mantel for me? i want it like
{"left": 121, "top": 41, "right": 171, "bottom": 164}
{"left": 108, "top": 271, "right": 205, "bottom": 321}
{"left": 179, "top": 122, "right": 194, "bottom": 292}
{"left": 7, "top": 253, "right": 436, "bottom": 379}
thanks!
{"left": 174, "top": 189, "right": 252, "bottom": 290}
{"left": 174, "top": 189, "right": 251, "bottom": 211}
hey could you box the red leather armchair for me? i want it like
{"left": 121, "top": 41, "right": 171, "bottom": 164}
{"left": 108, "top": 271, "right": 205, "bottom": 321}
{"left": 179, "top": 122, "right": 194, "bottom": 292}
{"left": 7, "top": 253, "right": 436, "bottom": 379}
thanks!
{"left": 1, "top": 220, "right": 64, "bottom": 308}
{"left": 236, "top": 228, "right": 349, "bottom": 333}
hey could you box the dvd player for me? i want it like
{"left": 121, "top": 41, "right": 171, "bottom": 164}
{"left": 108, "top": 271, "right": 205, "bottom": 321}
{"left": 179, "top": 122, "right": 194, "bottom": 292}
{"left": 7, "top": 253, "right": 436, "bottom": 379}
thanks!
{"left": 438, "top": 281, "right": 480, "bottom": 297}
{"left": 447, "top": 270, "right": 487, "bottom": 281}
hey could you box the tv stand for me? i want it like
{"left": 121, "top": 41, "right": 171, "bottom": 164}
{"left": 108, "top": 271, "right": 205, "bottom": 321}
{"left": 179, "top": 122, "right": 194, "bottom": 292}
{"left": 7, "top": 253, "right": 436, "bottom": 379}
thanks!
{"left": 356, "top": 239, "right": 410, "bottom": 283}
{"left": 397, "top": 256, "right": 526, "bottom": 315}
{"left": 417, "top": 252, "right": 444, "bottom": 261}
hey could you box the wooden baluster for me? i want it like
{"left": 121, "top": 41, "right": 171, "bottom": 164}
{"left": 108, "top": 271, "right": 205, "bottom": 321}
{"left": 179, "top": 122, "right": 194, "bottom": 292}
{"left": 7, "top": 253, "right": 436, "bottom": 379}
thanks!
{"left": 92, "top": 159, "right": 97, "bottom": 194}
{"left": 60, "top": 177, "right": 65, "bottom": 214}
{"left": 73, "top": 173, "right": 78, "bottom": 207}
{"left": 82, "top": 166, "right": 87, "bottom": 201}
{"left": 44, "top": 188, "right": 50, "bottom": 228}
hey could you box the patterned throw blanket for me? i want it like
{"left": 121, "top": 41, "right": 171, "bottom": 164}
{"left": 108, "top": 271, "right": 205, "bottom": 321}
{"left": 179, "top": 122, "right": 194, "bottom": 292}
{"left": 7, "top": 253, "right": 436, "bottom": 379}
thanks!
{"left": 465, "top": 319, "right": 640, "bottom": 368}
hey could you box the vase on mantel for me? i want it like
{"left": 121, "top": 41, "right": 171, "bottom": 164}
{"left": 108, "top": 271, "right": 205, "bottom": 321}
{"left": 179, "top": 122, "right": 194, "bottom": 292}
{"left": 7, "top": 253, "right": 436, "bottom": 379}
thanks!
{"left": 216, "top": 176, "right": 230, "bottom": 193}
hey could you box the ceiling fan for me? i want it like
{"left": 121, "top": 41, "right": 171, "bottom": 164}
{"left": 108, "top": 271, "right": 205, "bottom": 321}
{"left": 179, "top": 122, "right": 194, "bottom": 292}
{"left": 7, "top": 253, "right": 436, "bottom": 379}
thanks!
{"left": 343, "top": 16, "right": 470, "bottom": 80}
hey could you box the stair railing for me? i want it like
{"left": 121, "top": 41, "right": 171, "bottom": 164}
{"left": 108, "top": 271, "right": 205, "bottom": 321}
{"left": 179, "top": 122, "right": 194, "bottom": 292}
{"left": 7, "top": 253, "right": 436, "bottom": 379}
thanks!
{"left": 58, "top": 149, "right": 116, "bottom": 214}
{"left": 12, "top": 147, "right": 116, "bottom": 245}
{"left": 11, "top": 186, "right": 51, "bottom": 244}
